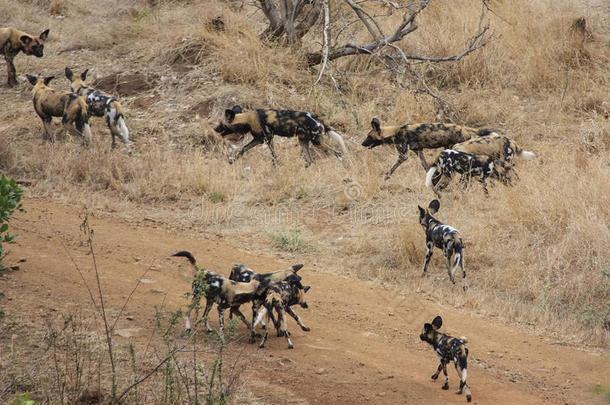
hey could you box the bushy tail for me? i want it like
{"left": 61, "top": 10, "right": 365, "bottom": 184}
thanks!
{"left": 172, "top": 250, "right": 197, "bottom": 269}
{"left": 477, "top": 129, "right": 498, "bottom": 137}
{"left": 519, "top": 150, "right": 536, "bottom": 160}
{"left": 324, "top": 127, "right": 348, "bottom": 157}
{"left": 106, "top": 100, "right": 131, "bottom": 149}
{"left": 425, "top": 165, "right": 438, "bottom": 187}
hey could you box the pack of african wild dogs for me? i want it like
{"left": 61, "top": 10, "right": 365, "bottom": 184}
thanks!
{"left": 4, "top": 25, "right": 540, "bottom": 403}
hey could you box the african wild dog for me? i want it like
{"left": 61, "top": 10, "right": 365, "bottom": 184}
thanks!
{"left": 172, "top": 251, "right": 267, "bottom": 337}
{"left": 1, "top": 27, "right": 49, "bottom": 87}
{"left": 418, "top": 200, "right": 467, "bottom": 291}
{"left": 65, "top": 67, "right": 131, "bottom": 152}
{"left": 361, "top": 118, "right": 497, "bottom": 180}
{"left": 229, "top": 263, "right": 310, "bottom": 337}
{"left": 26, "top": 75, "right": 92, "bottom": 145}
{"left": 425, "top": 149, "right": 499, "bottom": 195}
{"left": 256, "top": 275, "right": 310, "bottom": 349}
{"left": 214, "top": 105, "right": 347, "bottom": 166}
{"left": 420, "top": 316, "right": 472, "bottom": 402}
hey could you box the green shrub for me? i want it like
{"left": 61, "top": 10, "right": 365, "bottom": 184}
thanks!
{"left": 0, "top": 174, "right": 25, "bottom": 269}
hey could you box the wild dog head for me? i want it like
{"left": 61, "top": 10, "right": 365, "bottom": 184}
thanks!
{"left": 283, "top": 273, "right": 310, "bottom": 308}
{"left": 214, "top": 105, "right": 249, "bottom": 137}
{"left": 418, "top": 199, "right": 440, "bottom": 230}
{"left": 65, "top": 67, "right": 90, "bottom": 93}
{"left": 361, "top": 118, "right": 385, "bottom": 148}
{"left": 420, "top": 315, "right": 443, "bottom": 344}
{"left": 18, "top": 29, "right": 49, "bottom": 57}
{"left": 26, "top": 74, "right": 54, "bottom": 89}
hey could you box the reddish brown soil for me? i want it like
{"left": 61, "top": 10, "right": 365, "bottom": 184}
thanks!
{"left": 1, "top": 198, "right": 608, "bottom": 404}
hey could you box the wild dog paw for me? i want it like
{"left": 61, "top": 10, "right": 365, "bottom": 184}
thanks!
{"left": 455, "top": 389, "right": 463, "bottom": 395}
{"left": 288, "top": 344, "right": 294, "bottom": 349}
{"left": 466, "top": 393, "right": 472, "bottom": 402}
{"left": 301, "top": 326, "right": 311, "bottom": 332}
{"left": 431, "top": 373, "right": 439, "bottom": 380}
{"left": 442, "top": 383, "right": 449, "bottom": 390}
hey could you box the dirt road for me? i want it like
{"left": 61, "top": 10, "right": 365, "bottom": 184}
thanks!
{"left": 1, "top": 198, "right": 608, "bottom": 404}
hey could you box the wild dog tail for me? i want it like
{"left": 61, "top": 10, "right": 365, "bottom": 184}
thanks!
{"left": 106, "top": 100, "right": 131, "bottom": 148}
{"left": 459, "top": 336, "right": 468, "bottom": 344}
{"left": 519, "top": 150, "right": 536, "bottom": 160}
{"left": 477, "top": 129, "right": 498, "bottom": 137}
{"left": 425, "top": 165, "right": 438, "bottom": 188}
{"left": 324, "top": 126, "right": 348, "bottom": 157}
{"left": 172, "top": 250, "right": 197, "bottom": 268}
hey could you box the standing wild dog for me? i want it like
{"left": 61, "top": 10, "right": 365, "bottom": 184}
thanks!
{"left": 420, "top": 316, "right": 472, "bottom": 402}
{"left": 418, "top": 200, "right": 467, "bottom": 291}
{"left": 452, "top": 133, "right": 535, "bottom": 164}
{"left": 1, "top": 27, "right": 49, "bottom": 87}
{"left": 361, "top": 118, "right": 496, "bottom": 180}
{"left": 214, "top": 105, "right": 347, "bottom": 166}
{"left": 26, "top": 75, "right": 92, "bottom": 144}
{"left": 425, "top": 149, "right": 499, "bottom": 195}
{"left": 65, "top": 67, "right": 131, "bottom": 152}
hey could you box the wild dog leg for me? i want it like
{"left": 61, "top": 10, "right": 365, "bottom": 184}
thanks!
{"left": 416, "top": 150, "right": 430, "bottom": 171}
{"left": 441, "top": 361, "right": 449, "bottom": 390}
{"left": 421, "top": 241, "right": 434, "bottom": 276}
{"left": 231, "top": 137, "right": 263, "bottom": 163}
{"left": 385, "top": 153, "right": 407, "bottom": 180}
{"left": 5, "top": 53, "right": 17, "bottom": 87}
{"left": 286, "top": 306, "right": 310, "bottom": 332}
{"left": 299, "top": 138, "right": 313, "bottom": 167}
{"left": 431, "top": 362, "right": 443, "bottom": 380}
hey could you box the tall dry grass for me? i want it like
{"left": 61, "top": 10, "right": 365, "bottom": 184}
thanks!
{"left": 1, "top": 0, "right": 608, "bottom": 345}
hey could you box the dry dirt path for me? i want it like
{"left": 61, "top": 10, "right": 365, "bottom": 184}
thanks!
{"left": 1, "top": 198, "right": 608, "bottom": 404}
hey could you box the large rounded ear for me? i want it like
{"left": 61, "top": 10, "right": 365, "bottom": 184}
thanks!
{"left": 20, "top": 35, "right": 32, "bottom": 45}
{"left": 65, "top": 67, "right": 74, "bottom": 81}
{"left": 303, "top": 285, "right": 311, "bottom": 293}
{"left": 44, "top": 76, "right": 55, "bottom": 86}
{"left": 428, "top": 199, "right": 440, "bottom": 214}
{"left": 432, "top": 316, "right": 442, "bottom": 330}
{"left": 225, "top": 109, "right": 236, "bottom": 123}
{"left": 371, "top": 118, "right": 381, "bottom": 132}
{"left": 232, "top": 105, "right": 243, "bottom": 114}
{"left": 39, "top": 29, "right": 50, "bottom": 40}
{"left": 80, "top": 69, "right": 89, "bottom": 81}
{"left": 26, "top": 74, "right": 38, "bottom": 85}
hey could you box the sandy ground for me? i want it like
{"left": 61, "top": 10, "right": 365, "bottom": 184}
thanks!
{"left": 0, "top": 197, "right": 608, "bottom": 404}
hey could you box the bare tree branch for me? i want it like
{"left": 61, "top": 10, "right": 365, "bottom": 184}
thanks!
{"left": 311, "top": 0, "right": 331, "bottom": 89}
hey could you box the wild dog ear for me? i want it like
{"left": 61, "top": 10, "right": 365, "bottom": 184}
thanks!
{"left": 303, "top": 285, "right": 311, "bottom": 293}
{"left": 432, "top": 316, "right": 442, "bottom": 330}
{"left": 292, "top": 264, "right": 304, "bottom": 272}
{"left": 428, "top": 199, "right": 440, "bottom": 214}
{"left": 225, "top": 109, "right": 236, "bottom": 123}
{"left": 80, "top": 69, "right": 89, "bottom": 81}
{"left": 65, "top": 67, "right": 74, "bottom": 81}
{"left": 20, "top": 35, "right": 32, "bottom": 45}
{"left": 418, "top": 205, "right": 426, "bottom": 216}
{"left": 39, "top": 29, "right": 50, "bottom": 40}
{"left": 44, "top": 76, "right": 55, "bottom": 86}
{"left": 232, "top": 105, "right": 243, "bottom": 114}
{"left": 423, "top": 323, "right": 432, "bottom": 332}
{"left": 371, "top": 118, "right": 381, "bottom": 132}
{"left": 26, "top": 74, "right": 38, "bottom": 85}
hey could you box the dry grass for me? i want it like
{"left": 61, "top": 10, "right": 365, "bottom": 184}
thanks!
{"left": 1, "top": 0, "right": 609, "bottom": 354}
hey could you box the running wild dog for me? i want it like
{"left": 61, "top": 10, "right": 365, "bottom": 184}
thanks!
{"left": 26, "top": 75, "right": 92, "bottom": 144}
{"left": 361, "top": 118, "right": 496, "bottom": 179}
{"left": 1, "top": 27, "right": 49, "bottom": 87}
{"left": 418, "top": 200, "right": 467, "bottom": 291}
{"left": 214, "top": 105, "right": 347, "bottom": 166}
{"left": 172, "top": 251, "right": 266, "bottom": 337}
{"left": 65, "top": 67, "right": 131, "bottom": 152}
{"left": 425, "top": 149, "right": 498, "bottom": 195}
{"left": 420, "top": 316, "right": 472, "bottom": 402}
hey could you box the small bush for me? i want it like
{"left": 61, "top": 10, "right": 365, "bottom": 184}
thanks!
{"left": 0, "top": 175, "right": 25, "bottom": 269}
{"left": 269, "top": 229, "right": 305, "bottom": 252}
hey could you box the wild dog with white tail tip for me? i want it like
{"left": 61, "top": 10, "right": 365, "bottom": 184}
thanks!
{"left": 1, "top": 27, "right": 49, "bottom": 87}
{"left": 214, "top": 105, "right": 347, "bottom": 166}
{"left": 420, "top": 315, "right": 472, "bottom": 402}
{"left": 361, "top": 118, "right": 496, "bottom": 179}
{"left": 452, "top": 133, "right": 535, "bottom": 164}
{"left": 65, "top": 67, "right": 131, "bottom": 152}
{"left": 26, "top": 74, "right": 92, "bottom": 145}
{"left": 418, "top": 200, "right": 467, "bottom": 291}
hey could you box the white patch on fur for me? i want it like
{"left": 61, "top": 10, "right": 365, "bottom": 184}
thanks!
{"left": 210, "top": 281, "right": 220, "bottom": 288}
{"left": 490, "top": 132, "right": 499, "bottom": 136}
{"left": 451, "top": 252, "right": 461, "bottom": 278}
{"left": 461, "top": 368, "right": 467, "bottom": 382}
{"left": 117, "top": 116, "right": 130, "bottom": 146}
{"left": 459, "top": 336, "right": 468, "bottom": 344}
{"left": 253, "top": 307, "right": 267, "bottom": 328}
{"left": 425, "top": 166, "right": 438, "bottom": 187}
{"left": 520, "top": 150, "right": 536, "bottom": 160}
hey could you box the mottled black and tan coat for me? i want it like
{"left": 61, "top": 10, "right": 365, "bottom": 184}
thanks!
{"left": 361, "top": 118, "right": 496, "bottom": 179}
{"left": 418, "top": 200, "right": 467, "bottom": 290}
{"left": 65, "top": 67, "right": 131, "bottom": 151}
{"left": 27, "top": 74, "right": 92, "bottom": 144}
{"left": 214, "top": 105, "right": 347, "bottom": 166}
{"left": 425, "top": 149, "right": 499, "bottom": 195}
{"left": 420, "top": 316, "right": 472, "bottom": 402}
{"left": 1, "top": 27, "right": 49, "bottom": 87}
{"left": 452, "top": 133, "right": 535, "bottom": 164}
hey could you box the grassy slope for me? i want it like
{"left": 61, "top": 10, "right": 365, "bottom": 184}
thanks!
{"left": 1, "top": 0, "right": 608, "bottom": 345}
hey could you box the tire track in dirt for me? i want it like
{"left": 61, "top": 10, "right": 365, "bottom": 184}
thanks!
{"left": 1, "top": 198, "right": 608, "bottom": 404}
